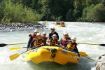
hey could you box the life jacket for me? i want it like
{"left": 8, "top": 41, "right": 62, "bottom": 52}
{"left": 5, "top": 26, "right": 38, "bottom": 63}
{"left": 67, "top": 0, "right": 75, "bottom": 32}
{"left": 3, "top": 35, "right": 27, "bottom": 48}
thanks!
{"left": 50, "top": 38, "right": 58, "bottom": 46}
{"left": 42, "top": 36, "right": 47, "bottom": 45}
{"left": 31, "top": 34, "right": 36, "bottom": 39}
{"left": 29, "top": 33, "right": 37, "bottom": 41}
{"left": 67, "top": 42, "right": 77, "bottom": 51}
{"left": 61, "top": 38, "right": 71, "bottom": 47}
{"left": 33, "top": 37, "right": 43, "bottom": 47}
{"left": 27, "top": 34, "right": 36, "bottom": 48}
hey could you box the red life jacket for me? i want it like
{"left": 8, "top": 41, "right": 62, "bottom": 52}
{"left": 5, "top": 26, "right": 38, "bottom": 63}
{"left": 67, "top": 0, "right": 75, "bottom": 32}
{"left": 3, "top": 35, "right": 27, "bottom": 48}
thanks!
{"left": 42, "top": 36, "right": 47, "bottom": 45}
{"left": 33, "top": 36, "right": 43, "bottom": 47}
{"left": 32, "top": 34, "right": 36, "bottom": 38}
{"left": 61, "top": 38, "right": 71, "bottom": 47}
{"left": 29, "top": 33, "right": 37, "bottom": 47}
{"left": 50, "top": 38, "right": 58, "bottom": 46}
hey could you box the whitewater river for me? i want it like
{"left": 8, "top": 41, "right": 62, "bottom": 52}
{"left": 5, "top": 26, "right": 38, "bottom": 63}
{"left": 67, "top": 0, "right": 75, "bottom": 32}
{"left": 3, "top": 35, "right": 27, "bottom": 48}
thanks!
{"left": 0, "top": 22, "right": 105, "bottom": 70}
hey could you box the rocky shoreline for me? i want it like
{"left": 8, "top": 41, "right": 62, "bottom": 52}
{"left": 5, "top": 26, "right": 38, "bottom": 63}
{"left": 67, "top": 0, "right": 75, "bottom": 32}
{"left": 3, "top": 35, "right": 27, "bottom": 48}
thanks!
{"left": 0, "top": 23, "right": 45, "bottom": 32}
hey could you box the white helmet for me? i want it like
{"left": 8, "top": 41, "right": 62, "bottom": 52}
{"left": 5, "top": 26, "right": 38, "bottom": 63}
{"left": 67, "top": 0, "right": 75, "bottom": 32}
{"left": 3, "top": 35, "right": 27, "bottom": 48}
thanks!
{"left": 37, "top": 33, "right": 41, "bottom": 36}
{"left": 51, "top": 27, "right": 55, "bottom": 30}
{"left": 42, "top": 32, "right": 46, "bottom": 35}
{"left": 63, "top": 32, "right": 68, "bottom": 35}
{"left": 73, "top": 37, "right": 76, "bottom": 40}
{"left": 52, "top": 34, "right": 57, "bottom": 37}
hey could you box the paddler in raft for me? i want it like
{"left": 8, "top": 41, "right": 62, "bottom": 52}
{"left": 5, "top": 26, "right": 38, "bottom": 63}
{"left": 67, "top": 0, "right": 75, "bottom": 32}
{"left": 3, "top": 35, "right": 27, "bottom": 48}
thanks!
{"left": 67, "top": 38, "right": 80, "bottom": 57}
{"left": 27, "top": 29, "right": 38, "bottom": 50}
{"left": 49, "top": 27, "right": 59, "bottom": 40}
{"left": 32, "top": 33, "right": 44, "bottom": 48}
{"left": 60, "top": 32, "right": 71, "bottom": 49}
{"left": 27, "top": 30, "right": 47, "bottom": 50}
{"left": 60, "top": 33, "right": 80, "bottom": 56}
{"left": 41, "top": 32, "right": 48, "bottom": 46}
{"left": 49, "top": 34, "right": 59, "bottom": 46}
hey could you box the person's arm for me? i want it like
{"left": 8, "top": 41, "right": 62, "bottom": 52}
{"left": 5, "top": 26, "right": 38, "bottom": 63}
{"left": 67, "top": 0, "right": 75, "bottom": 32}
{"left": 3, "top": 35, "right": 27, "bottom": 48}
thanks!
{"left": 55, "top": 32, "right": 59, "bottom": 40}
{"left": 59, "top": 39, "right": 64, "bottom": 48}
{"left": 27, "top": 36, "right": 32, "bottom": 49}
{"left": 49, "top": 33, "right": 52, "bottom": 39}
{"left": 75, "top": 43, "right": 80, "bottom": 57}
{"left": 46, "top": 38, "right": 50, "bottom": 46}
{"left": 59, "top": 39, "right": 62, "bottom": 45}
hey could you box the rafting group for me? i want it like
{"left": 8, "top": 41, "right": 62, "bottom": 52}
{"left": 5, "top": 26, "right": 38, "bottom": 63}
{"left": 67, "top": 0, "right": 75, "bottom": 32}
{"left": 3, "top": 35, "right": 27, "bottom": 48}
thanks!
{"left": 27, "top": 27, "right": 79, "bottom": 56}
{"left": 8, "top": 26, "right": 88, "bottom": 64}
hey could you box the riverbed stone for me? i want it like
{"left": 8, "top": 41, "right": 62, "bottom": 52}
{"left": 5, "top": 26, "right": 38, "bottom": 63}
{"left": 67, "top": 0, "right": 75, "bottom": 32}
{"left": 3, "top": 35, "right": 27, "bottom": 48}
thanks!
{"left": 0, "top": 23, "right": 45, "bottom": 32}
{"left": 96, "top": 54, "right": 105, "bottom": 70}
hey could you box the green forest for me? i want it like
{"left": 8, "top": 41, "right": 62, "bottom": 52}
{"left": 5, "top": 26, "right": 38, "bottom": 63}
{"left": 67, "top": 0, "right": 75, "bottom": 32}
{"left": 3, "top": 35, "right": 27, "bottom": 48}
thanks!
{"left": 0, "top": 0, "right": 105, "bottom": 23}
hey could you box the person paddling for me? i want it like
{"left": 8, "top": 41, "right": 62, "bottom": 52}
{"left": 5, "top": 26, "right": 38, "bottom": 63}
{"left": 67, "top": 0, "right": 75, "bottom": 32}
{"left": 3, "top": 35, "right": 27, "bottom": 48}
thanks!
{"left": 60, "top": 32, "right": 71, "bottom": 49}
{"left": 33, "top": 33, "right": 43, "bottom": 48}
{"left": 67, "top": 38, "right": 80, "bottom": 57}
{"left": 27, "top": 29, "right": 38, "bottom": 50}
{"left": 50, "top": 34, "right": 59, "bottom": 46}
{"left": 41, "top": 32, "right": 48, "bottom": 46}
{"left": 49, "top": 27, "right": 59, "bottom": 40}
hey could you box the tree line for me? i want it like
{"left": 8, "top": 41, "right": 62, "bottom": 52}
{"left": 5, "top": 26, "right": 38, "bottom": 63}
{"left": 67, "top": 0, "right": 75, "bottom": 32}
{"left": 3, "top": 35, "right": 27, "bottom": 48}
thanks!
{"left": 0, "top": 0, "right": 105, "bottom": 23}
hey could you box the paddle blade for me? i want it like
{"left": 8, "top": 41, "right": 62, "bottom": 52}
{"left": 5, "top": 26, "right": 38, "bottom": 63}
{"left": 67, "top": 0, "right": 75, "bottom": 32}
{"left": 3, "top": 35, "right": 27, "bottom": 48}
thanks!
{"left": 9, "top": 44, "right": 25, "bottom": 51}
{"left": 24, "top": 58, "right": 31, "bottom": 62}
{"left": 9, "top": 47, "right": 22, "bottom": 51}
{"left": 99, "top": 44, "right": 105, "bottom": 46}
{"left": 0, "top": 43, "right": 7, "bottom": 47}
{"left": 9, "top": 53, "right": 20, "bottom": 61}
{"left": 79, "top": 52, "right": 88, "bottom": 57}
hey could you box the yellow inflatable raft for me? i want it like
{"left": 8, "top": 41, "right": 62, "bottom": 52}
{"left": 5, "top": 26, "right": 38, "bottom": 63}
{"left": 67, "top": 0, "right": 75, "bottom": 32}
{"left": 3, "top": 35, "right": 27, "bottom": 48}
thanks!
{"left": 25, "top": 46, "right": 86, "bottom": 65}
{"left": 56, "top": 21, "right": 65, "bottom": 27}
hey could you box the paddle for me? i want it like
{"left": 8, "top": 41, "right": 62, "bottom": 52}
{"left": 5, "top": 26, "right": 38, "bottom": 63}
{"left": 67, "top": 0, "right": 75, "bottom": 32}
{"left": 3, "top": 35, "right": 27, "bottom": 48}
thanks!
{"left": 0, "top": 43, "right": 26, "bottom": 47}
{"left": 9, "top": 47, "right": 27, "bottom": 51}
{"left": 79, "top": 51, "right": 95, "bottom": 61}
{"left": 79, "top": 52, "right": 88, "bottom": 57}
{"left": 9, "top": 50, "right": 28, "bottom": 61}
{"left": 78, "top": 43, "right": 105, "bottom": 46}
{"left": 66, "top": 42, "right": 94, "bottom": 61}
{"left": 9, "top": 48, "right": 36, "bottom": 61}
{"left": 1, "top": 42, "right": 105, "bottom": 47}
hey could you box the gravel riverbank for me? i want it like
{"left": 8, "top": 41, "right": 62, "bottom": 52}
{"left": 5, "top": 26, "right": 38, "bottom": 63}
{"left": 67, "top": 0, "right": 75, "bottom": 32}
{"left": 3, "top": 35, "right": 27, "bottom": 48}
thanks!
{"left": 0, "top": 23, "right": 45, "bottom": 32}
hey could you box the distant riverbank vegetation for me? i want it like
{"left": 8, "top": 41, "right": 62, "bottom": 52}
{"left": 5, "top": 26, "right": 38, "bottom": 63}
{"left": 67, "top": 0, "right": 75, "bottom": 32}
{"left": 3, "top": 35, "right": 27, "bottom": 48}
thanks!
{"left": 0, "top": 0, "right": 105, "bottom": 23}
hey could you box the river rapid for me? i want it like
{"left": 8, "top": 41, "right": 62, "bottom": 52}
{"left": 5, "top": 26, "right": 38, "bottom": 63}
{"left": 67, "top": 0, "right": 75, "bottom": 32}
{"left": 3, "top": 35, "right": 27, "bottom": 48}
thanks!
{"left": 0, "top": 22, "right": 105, "bottom": 70}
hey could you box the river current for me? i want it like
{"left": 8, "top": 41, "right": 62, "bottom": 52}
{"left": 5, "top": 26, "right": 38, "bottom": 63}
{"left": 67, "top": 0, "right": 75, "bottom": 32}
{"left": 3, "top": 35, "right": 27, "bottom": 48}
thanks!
{"left": 0, "top": 22, "right": 105, "bottom": 70}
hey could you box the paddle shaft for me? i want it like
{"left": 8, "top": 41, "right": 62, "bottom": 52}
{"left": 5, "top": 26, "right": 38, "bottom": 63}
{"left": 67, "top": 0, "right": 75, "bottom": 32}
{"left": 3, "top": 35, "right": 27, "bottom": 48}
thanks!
{"left": 78, "top": 43, "right": 105, "bottom": 46}
{"left": 0, "top": 43, "right": 27, "bottom": 47}
{"left": 10, "top": 48, "right": 33, "bottom": 61}
{"left": 86, "top": 56, "right": 95, "bottom": 61}
{"left": 1, "top": 42, "right": 105, "bottom": 47}
{"left": 19, "top": 47, "right": 37, "bottom": 55}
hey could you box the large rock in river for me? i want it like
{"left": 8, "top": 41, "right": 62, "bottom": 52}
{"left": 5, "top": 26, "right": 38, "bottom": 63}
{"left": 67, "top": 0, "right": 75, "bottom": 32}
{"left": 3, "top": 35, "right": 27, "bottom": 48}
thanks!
{"left": 96, "top": 54, "right": 105, "bottom": 70}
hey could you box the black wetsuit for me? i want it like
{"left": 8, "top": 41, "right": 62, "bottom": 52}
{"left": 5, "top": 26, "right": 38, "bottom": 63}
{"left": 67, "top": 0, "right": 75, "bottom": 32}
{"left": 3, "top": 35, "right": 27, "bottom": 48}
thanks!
{"left": 49, "top": 32, "right": 59, "bottom": 40}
